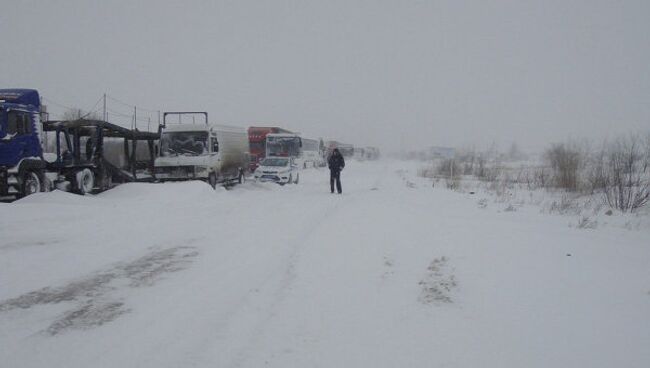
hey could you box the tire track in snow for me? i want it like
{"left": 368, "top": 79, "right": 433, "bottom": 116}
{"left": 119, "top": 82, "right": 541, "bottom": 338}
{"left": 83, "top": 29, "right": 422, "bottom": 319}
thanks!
{"left": 225, "top": 200, "right": 352, "bottom": 367}
{"left": 226, "top": 173, "right": 386, "bottom": 368}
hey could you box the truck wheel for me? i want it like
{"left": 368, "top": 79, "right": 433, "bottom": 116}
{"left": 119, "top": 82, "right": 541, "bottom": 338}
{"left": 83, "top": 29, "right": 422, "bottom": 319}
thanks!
{"left": 76, "top": 169, "right": 95, "bottom": 194}
{"left": 21, "top": 171, "right": 43, "bottom": 197}
{"left": 209, "top": 172, "right": 217, "bottom": 189}
{"left": 294, "top": 173, "right": 299, "bottom": 184}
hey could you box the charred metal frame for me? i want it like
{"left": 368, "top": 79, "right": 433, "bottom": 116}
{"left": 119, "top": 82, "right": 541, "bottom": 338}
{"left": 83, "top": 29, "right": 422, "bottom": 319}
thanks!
{"left": 43, "top": 119, "right": 159, "bottom": 183}
{"left": 161, "top": 112, "right": 208, "bottom": 128}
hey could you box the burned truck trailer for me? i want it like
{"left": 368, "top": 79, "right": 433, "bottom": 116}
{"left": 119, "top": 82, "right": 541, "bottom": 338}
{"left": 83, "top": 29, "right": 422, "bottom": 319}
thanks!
{"left": 0, "top": 89, "right": 159, "bottom": 199}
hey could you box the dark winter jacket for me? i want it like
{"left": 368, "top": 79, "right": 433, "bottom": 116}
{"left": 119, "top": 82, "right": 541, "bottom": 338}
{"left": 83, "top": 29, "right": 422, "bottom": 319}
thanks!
{"left": 328, "top": 151, "right": 345, "bottom": 172}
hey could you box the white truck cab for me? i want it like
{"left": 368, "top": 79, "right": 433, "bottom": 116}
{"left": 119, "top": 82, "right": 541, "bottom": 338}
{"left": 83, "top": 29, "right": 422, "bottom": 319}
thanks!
{"left": 154, "top": 113, "right": 248, "bottom": 187}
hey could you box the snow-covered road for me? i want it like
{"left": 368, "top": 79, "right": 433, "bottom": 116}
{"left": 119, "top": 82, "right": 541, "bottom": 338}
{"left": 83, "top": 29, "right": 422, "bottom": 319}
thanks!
{"left": 1, "top": 160, "right": 649, "bottom": 367}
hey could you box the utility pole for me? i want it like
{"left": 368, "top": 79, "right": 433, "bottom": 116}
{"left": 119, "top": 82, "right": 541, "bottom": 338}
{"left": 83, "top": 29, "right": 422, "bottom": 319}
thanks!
{"left": 103, "top": 93, "right": 106, "bottom": 122}
{"left": 133, "top": 106, "right": 137, "bottom": 130}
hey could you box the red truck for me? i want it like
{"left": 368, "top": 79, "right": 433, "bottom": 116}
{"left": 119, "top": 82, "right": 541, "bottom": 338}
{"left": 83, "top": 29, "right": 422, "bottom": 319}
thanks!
{"left": 247, "top": 126, "right": 293, "bottom": 171}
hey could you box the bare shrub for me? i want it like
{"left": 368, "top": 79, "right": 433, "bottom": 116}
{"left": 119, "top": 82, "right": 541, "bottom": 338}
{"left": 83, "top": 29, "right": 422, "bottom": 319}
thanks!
{"left": 602, "top": 136, "right": 650, "bottom": 212}
{"left": 475, "top": 156, "right": 487, "bottom": 179}
{"left": 455, "top": 148, "right": 477, "bottom": 175}
{"left": 522, "top": 166, "right": 551, "bottom": 190}
{"left": 437, "top": 158, "right": 461, "bottom": 179}
{"left": 586, "top": 146, "right": 608, "bottom": 194}
{"left": 417, "top": 164, "right": 436, "bottom": 179}
{"left": 576, "top": 216, "right": 598, "bottom": 229}
{"left": 545, "top": 143, "right": 583, "bottom": 191}
{"left": 545, "top": 195, "right": 584, "bottom": 216}
{"left": 482, "top": 166, "right": 502, "bottom": 182}
{"left": 534, "top": 167, "right": 550, "bottom": 189}
{"left": 462, "top": 160, "right": 475, "bottom": 175}
{"left": 419, "top": 133, "right": 650, "bottom": 215}
{"left": 514, "top": 166, "right": 529, "bottom": 185}
{"left": 446, "top": 176, "right": 461, "bottom": 190}
{"left": 487, "top": 176, "right": 514, "bottom": 201}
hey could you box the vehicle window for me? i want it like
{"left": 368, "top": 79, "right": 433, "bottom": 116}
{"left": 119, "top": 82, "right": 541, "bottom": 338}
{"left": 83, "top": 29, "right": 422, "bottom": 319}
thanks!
{"left": 7, "top": 111, "right": 32, "bottom": 135}
{"left": 161, "top": 131, "right": 209, "bottom": 156}
{"left": 261, "top": 158, "right": 289, "bottom": 167}
{"left": 267, "top": 136, "right": 301, "bottom": 157}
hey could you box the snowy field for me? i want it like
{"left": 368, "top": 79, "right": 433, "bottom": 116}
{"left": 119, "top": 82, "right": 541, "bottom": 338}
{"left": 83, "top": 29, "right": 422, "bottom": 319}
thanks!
{"left": 1, "top": 160, "right": 649, "bottom": 368}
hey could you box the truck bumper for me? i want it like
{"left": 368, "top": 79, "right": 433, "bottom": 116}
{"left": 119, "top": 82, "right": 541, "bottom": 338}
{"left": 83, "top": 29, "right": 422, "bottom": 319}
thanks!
{"left": 154, "top": 166, "right": 208, "bottom": 181}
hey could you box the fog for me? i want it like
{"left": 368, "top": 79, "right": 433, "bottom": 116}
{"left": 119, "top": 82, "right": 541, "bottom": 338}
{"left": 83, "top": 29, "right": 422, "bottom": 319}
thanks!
{"left": 2, "top": 0, "right": 649, "bottom": 153}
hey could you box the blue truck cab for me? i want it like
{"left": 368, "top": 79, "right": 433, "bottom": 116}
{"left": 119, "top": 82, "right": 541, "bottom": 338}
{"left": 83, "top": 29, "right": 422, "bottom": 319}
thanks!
{"left": 0, "top": 89, "right": 47, "bottom": 197}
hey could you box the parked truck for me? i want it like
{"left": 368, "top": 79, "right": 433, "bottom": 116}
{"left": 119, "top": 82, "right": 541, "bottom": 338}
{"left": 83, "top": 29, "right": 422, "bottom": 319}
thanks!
{"left": 0, "top": 89, "right": 158, "bottom": 199}
{"left": 247, "top": 126, "right": 293, "bottom": 172}
{"left": 154, "top": 112, "right": 249, "bottom": 188}
{"left": 325, "top": 140, "right": 355, "bottom": 159}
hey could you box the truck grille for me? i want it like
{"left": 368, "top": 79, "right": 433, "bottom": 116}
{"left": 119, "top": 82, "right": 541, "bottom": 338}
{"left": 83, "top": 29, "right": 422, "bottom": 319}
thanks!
{"left": 154, "top": 166, "right": 194, "bottom": 179}
{"left": 0, "top": 169, "right": 7, "bottom": 195}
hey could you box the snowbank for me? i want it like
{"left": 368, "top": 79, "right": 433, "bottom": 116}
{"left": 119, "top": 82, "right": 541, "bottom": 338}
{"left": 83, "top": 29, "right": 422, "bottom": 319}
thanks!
{"left": 1, "top": 161, "right": 648, "bottom": 368}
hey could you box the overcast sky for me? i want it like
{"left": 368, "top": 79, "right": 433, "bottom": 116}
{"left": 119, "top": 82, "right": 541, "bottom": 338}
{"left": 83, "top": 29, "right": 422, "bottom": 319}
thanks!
{"left": 2, "top": 0, "right": 649, "bottom": 152}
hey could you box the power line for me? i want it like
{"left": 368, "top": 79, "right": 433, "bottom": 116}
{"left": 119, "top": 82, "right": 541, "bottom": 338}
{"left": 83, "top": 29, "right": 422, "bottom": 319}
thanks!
{"left": 106, "top": 108, "right": 133, "bottom": 119}
{"left": 42, "top": 97, "right": 76, "bottom": 111}
{"left": 106, "top": 108, "right": 157, "bottom": 124}
{"left": 43, "top": 94, "right": 160, "bottom": 129}
{"left": 44, "top": 95, "right": 105, "bottom": 119}
{"left": 106, "top": 94, "right": 159, "bottom": 113}
{"left": 79, "top": 95, "right": 105, "bottom": 119}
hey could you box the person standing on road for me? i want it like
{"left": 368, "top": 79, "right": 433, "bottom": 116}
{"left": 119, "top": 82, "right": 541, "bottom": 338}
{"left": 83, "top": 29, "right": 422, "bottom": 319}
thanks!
{"left": 328, "top": 148, "right": 345, "bottom": 194}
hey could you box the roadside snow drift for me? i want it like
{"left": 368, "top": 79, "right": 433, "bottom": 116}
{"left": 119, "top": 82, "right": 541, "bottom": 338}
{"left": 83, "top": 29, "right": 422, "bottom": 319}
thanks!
{"left": 1, "top": 161, "right": 649, "bottom": 368}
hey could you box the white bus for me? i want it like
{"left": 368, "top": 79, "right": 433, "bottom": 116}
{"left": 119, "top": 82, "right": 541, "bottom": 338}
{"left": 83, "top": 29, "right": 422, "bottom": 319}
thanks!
{"left": 266, "top": 133, "right": 324, "bottom": 168}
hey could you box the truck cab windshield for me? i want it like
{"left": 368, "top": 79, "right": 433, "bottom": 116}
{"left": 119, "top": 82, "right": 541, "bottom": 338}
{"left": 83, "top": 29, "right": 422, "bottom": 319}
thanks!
{"left": 0, "top": 109, "right": 32, "bottom": 139}
{"left": 267, "top": 137, "right": 300, "bottom": 157}
{"left": 0, "top": 109, "right": 4, "bottom": 138}
{"left": 161, "top": 131, "right": 208, "bottom": 156}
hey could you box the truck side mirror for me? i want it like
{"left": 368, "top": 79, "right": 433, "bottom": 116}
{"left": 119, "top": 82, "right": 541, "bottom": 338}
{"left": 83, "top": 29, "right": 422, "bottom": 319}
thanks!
{"left": 212, "top": 140, "right": 219, "bottom": 152}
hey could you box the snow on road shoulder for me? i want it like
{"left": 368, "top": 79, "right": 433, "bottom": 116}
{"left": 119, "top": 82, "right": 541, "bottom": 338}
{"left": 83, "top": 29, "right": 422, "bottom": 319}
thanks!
{"left": 1, "top": 160, "right": 649, "bottom": 368}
